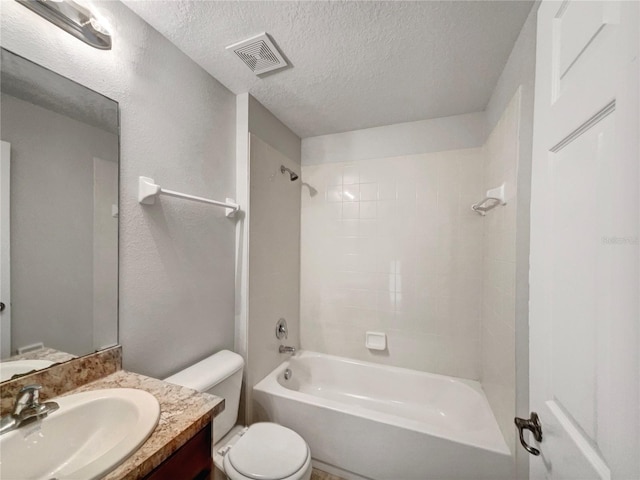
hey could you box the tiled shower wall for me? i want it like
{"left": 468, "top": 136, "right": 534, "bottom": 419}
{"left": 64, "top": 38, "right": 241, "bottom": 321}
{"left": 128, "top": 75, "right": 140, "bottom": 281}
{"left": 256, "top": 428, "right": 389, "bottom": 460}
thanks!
{"left": 481, "top": 89, "right": 521, "bottom": 454}
{"left": 300, "top": 149, "right": 485, "bottom": 379}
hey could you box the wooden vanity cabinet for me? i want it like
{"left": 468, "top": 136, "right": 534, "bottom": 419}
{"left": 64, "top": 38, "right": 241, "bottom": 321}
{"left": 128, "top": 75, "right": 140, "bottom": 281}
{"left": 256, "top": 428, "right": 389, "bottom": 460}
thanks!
{"left": 144, "top": 423, "right": 213, "bottom": 480}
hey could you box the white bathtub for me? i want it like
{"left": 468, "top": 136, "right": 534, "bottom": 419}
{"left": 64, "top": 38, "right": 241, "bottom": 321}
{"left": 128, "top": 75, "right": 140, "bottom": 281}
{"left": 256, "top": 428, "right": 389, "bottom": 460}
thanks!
{"left": 253, "top": 351, "right": 511, "bottom": 480}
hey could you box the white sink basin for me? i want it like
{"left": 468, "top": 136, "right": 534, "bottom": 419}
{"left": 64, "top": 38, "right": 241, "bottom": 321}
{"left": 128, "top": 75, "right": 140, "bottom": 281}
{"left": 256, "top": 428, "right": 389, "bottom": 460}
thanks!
{"left": 0, "top": 360, "right": 55, "bottom": 382}
{"left": 0, "top": 388, "right": 160, "bottom": 480}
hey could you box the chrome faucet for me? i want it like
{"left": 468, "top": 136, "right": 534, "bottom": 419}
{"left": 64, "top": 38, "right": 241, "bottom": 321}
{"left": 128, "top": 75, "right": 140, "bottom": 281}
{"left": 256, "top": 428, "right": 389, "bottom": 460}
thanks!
{"left": 0, "top": 384, "right": 59, "bottom": 435}
{"left": 279, "top": 345, "right": 296, "bottom": 354}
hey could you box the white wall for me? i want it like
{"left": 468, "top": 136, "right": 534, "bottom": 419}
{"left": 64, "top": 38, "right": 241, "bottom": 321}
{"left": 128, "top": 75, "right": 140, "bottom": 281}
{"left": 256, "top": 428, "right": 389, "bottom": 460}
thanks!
{"left": 1, "top": 94, "right": 117, "bottom": 356}
{"left": 235, "top": 94, "right": 302, "bottom": 423}
{"left": 248, "top": 95, "right": 301, "bottom": 165}
{"left": 247, "top": 134, "right": 301, "bottom": 422}
{"left": 301, "top": 148, "right": 485, "bottom": 378}
{"left": 1, "top": 1, "right": 237, "bottom": 378}
{"left": 300, "top": 111, "right": 492, "bottom": 378}
{"left": 481, "top": 89, "right": 521, "bottom": 457}
{"left": 299, "top": 4, "right": 537, "bottom": 448}
{"left": 234, "top": 94, "right": 250, "bottom": 402}
{"left": 93, "top": 156, "right": 119, "bottom": 351}
{"left": 302, "top": 112, "right": 487, "bottom": 165}
{"left": 483, "top": 4, "right": 537, "bottom": 476}
{"left": 485, "top": 3, "right": 537, "bottom": 132}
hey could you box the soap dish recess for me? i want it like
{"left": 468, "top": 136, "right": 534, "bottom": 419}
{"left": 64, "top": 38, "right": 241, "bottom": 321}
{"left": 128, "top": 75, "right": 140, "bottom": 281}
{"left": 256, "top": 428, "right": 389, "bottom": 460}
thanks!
{"left": 365, "top": 331, "right": 387, "bottom": 351}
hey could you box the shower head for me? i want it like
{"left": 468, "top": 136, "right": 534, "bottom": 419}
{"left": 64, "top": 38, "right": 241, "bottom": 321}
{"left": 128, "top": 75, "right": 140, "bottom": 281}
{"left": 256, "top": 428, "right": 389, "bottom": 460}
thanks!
{"left": 280, "top": 165, "right": 299, "bottom": 181}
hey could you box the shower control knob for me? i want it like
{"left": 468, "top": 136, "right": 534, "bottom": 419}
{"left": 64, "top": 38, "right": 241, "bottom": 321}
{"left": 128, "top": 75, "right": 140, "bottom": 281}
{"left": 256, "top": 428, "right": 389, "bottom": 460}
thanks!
{"left": 276, "top": 318, "right": 288, "bottom": 340}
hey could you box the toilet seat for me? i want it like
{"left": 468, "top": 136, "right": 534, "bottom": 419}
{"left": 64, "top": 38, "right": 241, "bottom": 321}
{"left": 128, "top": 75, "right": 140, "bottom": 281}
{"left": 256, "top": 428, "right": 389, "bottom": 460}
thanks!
{"left": 223, "top": 423, "right": 311, "bottom": 480}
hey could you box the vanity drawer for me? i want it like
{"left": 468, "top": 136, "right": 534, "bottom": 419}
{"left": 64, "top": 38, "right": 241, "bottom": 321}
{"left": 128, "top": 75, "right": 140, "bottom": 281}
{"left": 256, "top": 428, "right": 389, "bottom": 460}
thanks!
{"left": 145, "top": 423, "right": 213, "bottom": 480}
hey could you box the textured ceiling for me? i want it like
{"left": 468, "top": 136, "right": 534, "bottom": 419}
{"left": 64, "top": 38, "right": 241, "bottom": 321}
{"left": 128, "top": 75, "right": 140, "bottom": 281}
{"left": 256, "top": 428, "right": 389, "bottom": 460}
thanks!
{"left": 125, "top": 1, "right": 533, "bottom": 138}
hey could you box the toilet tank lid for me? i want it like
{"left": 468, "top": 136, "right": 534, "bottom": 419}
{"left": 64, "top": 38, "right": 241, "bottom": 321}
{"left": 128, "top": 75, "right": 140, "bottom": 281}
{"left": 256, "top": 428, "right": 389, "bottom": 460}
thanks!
{"left": 164, "top": 350, "right": 244, "bottom": 392}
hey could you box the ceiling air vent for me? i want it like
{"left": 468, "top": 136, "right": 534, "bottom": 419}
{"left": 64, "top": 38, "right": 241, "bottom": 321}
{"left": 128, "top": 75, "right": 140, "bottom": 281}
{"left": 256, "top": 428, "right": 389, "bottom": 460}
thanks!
{"left": 226, "top": 33, "right": 287, "bottom": 75}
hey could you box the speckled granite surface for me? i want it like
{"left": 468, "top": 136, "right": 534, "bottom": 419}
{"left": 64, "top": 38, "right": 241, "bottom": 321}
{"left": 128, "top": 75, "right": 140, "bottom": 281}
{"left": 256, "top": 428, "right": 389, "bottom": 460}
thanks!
{"left": 75, "top": 370, "right": 224, "bottom": 480}
{"left": 1, "top": 355, "right": 223, "bottom": 480}
{"left": 0, "top": 346, "right": 121, "bottom": 414}
{"left": 5, "top": 347, "right": 77, "bottom": 365}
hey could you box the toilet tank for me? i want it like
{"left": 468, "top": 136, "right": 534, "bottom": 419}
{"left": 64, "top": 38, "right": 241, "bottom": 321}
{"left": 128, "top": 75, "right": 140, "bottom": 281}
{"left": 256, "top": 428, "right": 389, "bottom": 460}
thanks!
{"left": 164, "top": 350, "right": 244, "bottom": 442}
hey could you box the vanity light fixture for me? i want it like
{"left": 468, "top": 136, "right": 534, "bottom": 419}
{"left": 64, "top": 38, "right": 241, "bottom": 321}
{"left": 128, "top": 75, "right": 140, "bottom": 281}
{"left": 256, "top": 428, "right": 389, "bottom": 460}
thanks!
{"left": 16, "top": 0, "right": 112, "bottom": 50}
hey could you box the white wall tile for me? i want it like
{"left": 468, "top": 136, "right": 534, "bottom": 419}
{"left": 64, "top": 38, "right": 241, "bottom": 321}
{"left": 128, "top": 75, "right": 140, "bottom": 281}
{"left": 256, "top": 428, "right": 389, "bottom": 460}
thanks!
{"left": 342, "top": 165, "right": 359, "bottom": 185}
{"left": 480, "top": 90, "right": 521, "bottom": 455}
{"left": 378, "top": 178, "right": 397, "bottom": 201}
{"left": 360, "top": 183, "right": 379, "bottom": 201}
{"left": 358, "top": 219, "right": 377, "bottom": 238}
{"left": 359, "top": 201, "right": 377, "bottom": 219}
{"left": 342, "top": 184, "right": 360, "bottom": 202}
{"left": 300, "top": 90, "right": 522, "bottom": 468}
{"left": 339, "top": 202, "right": 356, "bottom": 220}
{"left": 327, "top": 185, "right": 343, "bottom": 202}
{"left": 301, "top": 148, "right": 485, "bottom": 379}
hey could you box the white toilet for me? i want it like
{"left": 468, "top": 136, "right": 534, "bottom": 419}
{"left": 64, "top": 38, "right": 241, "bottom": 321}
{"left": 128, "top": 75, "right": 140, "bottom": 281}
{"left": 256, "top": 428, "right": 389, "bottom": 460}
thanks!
{"left": 165, "top": 350, "right": 312, "bottom": 480}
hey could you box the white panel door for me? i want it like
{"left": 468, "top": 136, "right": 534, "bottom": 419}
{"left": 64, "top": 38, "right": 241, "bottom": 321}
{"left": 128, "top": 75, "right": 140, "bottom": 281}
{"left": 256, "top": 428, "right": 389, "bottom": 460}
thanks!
{"left": 0, "top": 141, "right": 11, "bottom": 358}
{"left": 528, "top": 1, "right": 639, "bottom": 478}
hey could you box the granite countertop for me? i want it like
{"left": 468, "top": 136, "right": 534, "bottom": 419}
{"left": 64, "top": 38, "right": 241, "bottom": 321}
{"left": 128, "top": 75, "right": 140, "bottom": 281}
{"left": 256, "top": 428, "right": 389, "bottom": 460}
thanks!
{"left": 61, "top": 369, "right": 224, "bottom": 480}
{"left": 5, "top": 347, "right": 77, "bottom": 365}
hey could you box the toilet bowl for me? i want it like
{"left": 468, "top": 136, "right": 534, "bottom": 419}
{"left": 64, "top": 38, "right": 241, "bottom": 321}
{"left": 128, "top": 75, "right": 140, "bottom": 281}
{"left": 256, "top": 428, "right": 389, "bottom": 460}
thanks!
{"left": 217, "top": 423, "right": 311, "bottom": 480}
{"left": 164, "top": 350, "right": 312, "bottom": 480}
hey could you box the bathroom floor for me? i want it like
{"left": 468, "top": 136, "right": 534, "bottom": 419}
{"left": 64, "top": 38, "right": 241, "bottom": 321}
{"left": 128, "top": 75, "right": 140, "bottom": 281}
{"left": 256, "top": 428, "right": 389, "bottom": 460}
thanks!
{"left": 311, "top": 468, "right": 347, "bottom": 480}
{"left": 215, "top": 466, "right": 344, "bottom": 480}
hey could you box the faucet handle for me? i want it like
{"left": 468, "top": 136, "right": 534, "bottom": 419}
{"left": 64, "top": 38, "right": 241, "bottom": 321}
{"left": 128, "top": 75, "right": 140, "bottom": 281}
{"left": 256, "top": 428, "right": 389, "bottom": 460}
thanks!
{"left": 20, "top": 384, "right": 42, "bottom": 392}
{"left": 10, "top": 384, "right": 58, "bottom": 425}
{"left": 276, "top": 318, "right": 288, "bottom": 340}
{"left": 20, "top": 384, "right": 41, "bottom": 397}
{"left": 14, "top": 385, "right": 42, "bottom": 412}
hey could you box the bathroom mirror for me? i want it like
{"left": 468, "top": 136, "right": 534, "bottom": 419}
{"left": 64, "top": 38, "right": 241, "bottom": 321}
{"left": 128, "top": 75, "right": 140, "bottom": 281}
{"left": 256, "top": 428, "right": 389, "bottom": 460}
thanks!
{"left": 0, "top": 48, "right": 119, "bottom": 380}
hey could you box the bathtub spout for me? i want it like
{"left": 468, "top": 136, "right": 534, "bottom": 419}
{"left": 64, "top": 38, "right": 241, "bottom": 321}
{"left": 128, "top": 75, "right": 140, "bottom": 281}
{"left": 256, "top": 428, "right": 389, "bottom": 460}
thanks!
{"left": 279, "top": 345, "right": 296, "bottom": 354}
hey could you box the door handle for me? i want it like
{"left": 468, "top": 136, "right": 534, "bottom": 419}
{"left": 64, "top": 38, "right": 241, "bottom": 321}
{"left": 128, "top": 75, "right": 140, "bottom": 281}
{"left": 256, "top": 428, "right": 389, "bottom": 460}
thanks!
{"left": 514, "top": 412, "right": 543, "bottom": 456}
{"left": 0, "top": 302, "right": 4, "bottom": 312}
